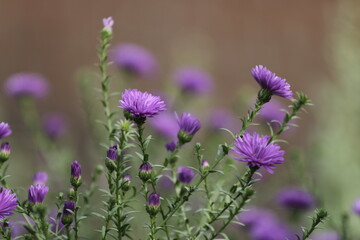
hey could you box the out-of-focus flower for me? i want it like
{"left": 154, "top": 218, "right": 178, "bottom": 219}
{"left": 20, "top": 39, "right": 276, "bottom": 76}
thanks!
{"left": 251, "top": 65, "right": 292, "bottom": 99}
{"left": 147, "top": 193, "right": 160, "bottom": 216}
{"left": 209, "top": 109, "right": 237, "bottom": 132}
{"left": 111, "top": 43, "right": 157, "bottom": 78}
{"left": 173, "top": 67, "right": 213, "bottom": 94}
{"left": 231, "top": 132, "right": 285, "bottom": 173}
{"left": 139, "top": 162, "right": 152, "bottom": 182}
{"left": 32, "top": 171, "right": 48, "bottom": 185}
{"left": 61, "top": 201, "right": 75, "bottom": 225}
{"left": 28, "top": 185, "right": 49, "bottom": 204}
{"left": 149, "top": 112, "right": 178, "bottom": 139}
{"left": 0, "top": 188, "right": 18, "bottom": 218}
{"left": 4, "top": 73, "right": 48, "bottom": 99}
{"left": 237, "top": 207, "right": 276, "bottom": 229}
{"left": 0, "top": 143, "right": 11, "bottom": 162}
{"left": 259, "top": 100, "right": 286, "bottom": 124}
{"left": 0, "top": 122, "right": 12, "bottom": 139}
{"left": 277, "top": 187, "right": 315, "bottom": 210}
{"left": 119, "top": 89, "right": 166, "bottom": 119}
{"left": 102, "top": 16, "right": 114, "bottom": 34}
{"left": 250, "top": 220, "right": 294, "bottom": 240}
{"left": 42, "top": 114, "right": 67, "bottom": 140}
{"left": 158, "top": 174, "right": 174, "bottom": 194}
{"left": 176, "top": 112, "right": 201, "bottom": 144}
{"left": 201, "top": 160, "right": 210, "bottom": 171}
{"left": 177, "top": 167, "right": 196, "bottom": 184}
{"left": 165, "top": 141, "right": 177, "bottom": 152}
{"left": 352, "top": 198, "right": 360, "bottom": 215}
{"left": 311, "top": 231, "right": 341, "bottom": 240}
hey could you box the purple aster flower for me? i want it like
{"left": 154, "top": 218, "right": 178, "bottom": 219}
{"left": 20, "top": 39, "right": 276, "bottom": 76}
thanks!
{"left": 119, "top": 89, "right": 166, "bottom": 119}
{"left": 251, "top": 65, "right": 292, "bottom": 99}
{"left": 32, "top": 171, "right": 48, "bottom": 185}
{"left": 259, "top": 100, "right": 286, "bottom": 124}
{"left": 250, "top": 220, "right": 294, "bottom": 240}
{"left": 111, "top": 44, "right": 158, "bottom": 79}
{"left": 278, "top": 187, "right": 315, "bottom": 210}
{"left": 71, "top": 161, "right": 81, "bottom": 179}
{"left": 4, "top": 73, "right": 49, "bottom": 99}
{"left": 165, "top": 141, "right": 177, "bottom": 152}
{"left": 0, "top": 122, "right": 12, "bottom": 139}
{"left": 312, "top": 231, "right": 341, "bottom": 240}
{"left": 209, "top": 109, "right": 237, "bottom": 132}
{"left": 352, "top": 198, "right": 360, "bottom": 215}
{"left": 61, "top": 201, "right": 75, "bottom": 225}
{"left": 42, "top": 114, "right": 67, "bottom": 140}
{"left": 177, "top": 167, "right": 196, "bottom": 184}
{"left": 28, "top": 185, "right": 49, "bottom": 204}
{"left": 231, "top": 132, "right": 285, "bottom": 173}
{"left": 0, "top": 188, "right": 18, "bottom": 218}
{"left": 176, "top": 112, "right": 201, "bottom": 144}
{"left": 237, "top": 207, "right": 277, "bottom": 229}
{"left": 149, "top": 112, "right": 179, "bottom": 139}
{"left": 107, "top": 145, "right": 118, "bottom": 161}
{"left": 147, "top": 193, "right": 161, "bottom": 216}
{"left": 0, "top": 142, "right": 11, "bottom": 162}
{"left": 102, "top": 16, "right": 114, "bottom": 33}
{"left": 173, "top": 67, "right": 213, "bottom": 94}
{"left": 139, "top": 162, "right": 152, "bottom": 182}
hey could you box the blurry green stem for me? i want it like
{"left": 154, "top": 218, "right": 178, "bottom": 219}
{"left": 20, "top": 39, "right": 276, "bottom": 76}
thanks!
{"left": 73, "top": 187, "right": 79, "bottom": 240}
{"left": 301, "top": 209, "right": 328, "bottom": 240}
{"left": 341, "top": 213, "right": 349, "bottom": 240}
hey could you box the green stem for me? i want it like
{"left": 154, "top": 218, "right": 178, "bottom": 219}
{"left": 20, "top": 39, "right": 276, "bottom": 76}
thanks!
{"left": 66, "top": 225, "right": 71, "bottom": 240}
{"left": 73, "top": 188, "right": 79, "bottom": 240}
{"left": 238, "top": 97, "right": 265, "bottom": 137}
{"left": 301, "top": 209, "right": 328, "bottom": 240}
{"left": 149, "top": 216, "right": 156, "bottom": 240}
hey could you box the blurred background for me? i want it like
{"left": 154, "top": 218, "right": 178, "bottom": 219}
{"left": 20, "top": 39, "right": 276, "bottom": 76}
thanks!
{"left": 1, "top": 0, "right": 360, "bottom": 239}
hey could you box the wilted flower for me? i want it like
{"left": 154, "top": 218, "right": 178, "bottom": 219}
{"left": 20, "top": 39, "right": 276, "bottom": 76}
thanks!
{"left": 0, "top": 122, "right": 12, "bottom": 139}
{"left": 251, "top": 65, "right": 292, "bottom": 99}
{"left": 102, "top": 16, "right": 114, "bottom": 34}
{"left": 177, "top": 167, "right": 196, "bottom": 184}
{"left": 139, "top": 162, "right": 152, "bottom": 182}
{"left": 165, "top": 141, "right": 177, "bottom": 152}
{"left": 61, "top": 201, "right": 75, "bottom": 225}
{"left": 32, "top": 171, "right": 48, "bottom": 185}
{"left": 352, "top": 198, "right": 360, "bottom": 215}
{"left": 4, "top": 73, "right": 48, "bottom": 99}
{"left": 231, "top": 132, "right": 285, "bottom": 173}
{"left": 146, "top": 193, "right": 160, "bottom": 216}
{"left": 149, "top": 112, "right": 178, "bottom": 139}
{"left": 0, "top": 188, "right": 18, "bottom": 218}
{"left": 176, "top": 112, "right": 201, "bottom": 144}
{"left": 119, "top": 89, "right": 166, "bottom": 120}
{"left": 0, "top": 143, "right": 11, "bottom": 162}
{"left": 278, "top": 188, "right": 315, "bottom": 210}
{"left": 42, "top": 114, "right": 67, "bottom": 140}
{"left": 28, "top": 185, "right": 49, "bottom": 204}
{"left": 173, "top": 67, "right": 213, "bottom": 94}
{"left": 111, "top": 44, "right": 157, "bottom": 78}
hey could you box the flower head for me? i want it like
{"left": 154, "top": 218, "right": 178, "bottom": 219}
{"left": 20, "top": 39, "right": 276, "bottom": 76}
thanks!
{"left": 61, "top": 201, "right": 75, "bottom": 225}
{"left": 32, "top": 172, "right": 48, "bottom": 185}
{"left": 0, "top": 143, "right": 11, "bottom": 162}
{"left": 165, "top": 141, "right": 177, "bottom": 152}
{"left": 251, "top": 65, "right": 292, "bottom": 99}
{"left": 119, "top": 89, "right": 166, "bottom": 119}
{"left": 5, "top": 73, "right": 48, "bottom": 99}
{"left": 102, "top": 17, "right": 114, "bottom": 33}
{"left": 107, "top": 145, "right": 118, "bottom": 161}
{"left": 111, "top": 44, "right": 157, "bottom": 78}
{"left": 173, "top": 67, "right": 213, "bottom": 94}
{"left": 42, "top": 114, "right": 67, "bottom": 140}
{"left": 0, "top": 122, "right": 12, "bottom": 139}
{"left": 0, "top": 188, "right": 18, "bottom": 218}
{"left": 177, "top": 167, "right": 196, "bottom": 184}
{"left": 231, "top": 132, "right": 285, "bottom": 173}
{"left": 139, "top": 162, "right": 152, "bottom": 182}
{"left": 278, "top": 188, "right": 315, "bottom": 210}
{"left": 147, "top": 193, "right": 160, "bottom": 216}
{"left": 176, "top": 112, "right": 201, "bottom": 144}
{"left": 71, "top": 161, "right": 81, "bottom": 178}
{"left": 28, "top": 185, "right": 49, "bottom": 204}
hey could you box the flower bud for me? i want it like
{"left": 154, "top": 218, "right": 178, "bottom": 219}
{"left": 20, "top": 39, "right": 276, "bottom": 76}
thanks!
{"left": 28, "top": 185, "right": 49, "bottom": 204}
{"left": 201, "top": 160, "right": 210, "bottom": 172}
{"left": 146, "top": 193, "right": 160, "bottom": 216}
{"left": 165, "top": 141, "right": 177, "bottom": 152}
{"left": 70, "top": 161, "right": 82, "bottom": 188}
{"left": 122, "top": 175, "right": 131, "bottom": 191}
{"left": 68, "top": 188, "right": 76, "bottom": 200}
{"left": 101, "top": 17, "right": 114, "bottom": 37}
{"left": 139, "top": 162, "right": 152, "bottom": 182}
{"left": 0, "top": 142, "right": 10, "bottom": 163}
{"left": 177, "top": 167, "right": 195, "bottom": 184}
{"left": 107, "top": 145, "right": 118, "bottom": 161}
{"left": 61, "top": 201, "right": 75, "bottom": 225}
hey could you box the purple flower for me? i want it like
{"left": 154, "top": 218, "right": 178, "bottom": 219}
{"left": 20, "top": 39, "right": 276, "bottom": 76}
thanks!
{"left": 278, "top": 188, "right": 315, "bottom": 210}
{"left": 251, "top": 65, "right": 292, "bottom": 99}
{"left": 0, "top": 122, "right": 12, "bottom": 139}
{"left": 102, "top": 17, "right": 114, "bottom": 33}
{"left": 352, "top": 198, "right": 360, "bottom": 215}
{"left": 209, "top": 109, "right": 237, "bottom": 132}
{"left": 165, "top": 141, "right": 177, "bottom": 152}
{"left": 42, "top": 114, "right": 67, "bottom": 140}
{"left": 147, "top": 193, "right": 161, "bottom": 216}
{"left": 111, "top": 44, "right": 158, "bottom": 78}
{"left": 231, "top": 132, "right": 285, "bottom": 173}
{"left": 71, "top": 161, "right": 81, "bottom": 178}
{"left": 32, "top": 172, "right": 48, "bottom": 185}
{"left": 237, "top": 207, "right": 277, "bottom": 229}
{"left": 119, "top": 89, "right": 166, "bottom": 119}
{"left": 5, "top": 73, "right": 48, "bottom": 99}
{"left": 149, "top": 112, "right": 179, "bottom": 139}
{"left": 259, "top": 100, "right": 286, "bottom": 124}
{"left": 312, "top": 231, "right": 341, "bottom": 240}
{"left": 107, "top": 145, "right": 118, "bottom": 161}
{"left": 250, "top": 220, "right": 294, "bottom": 240}
{"left": 0, "top": 142, "right": 11, "bottom": 162}
{"left": 177, "top": 167, "right": 196, "bottom": 184}
{"left": 173, "top": 67, "right": 213, "bottom": 94}
{"left": 139, "top": 162, "right": 152, "bottom": 181}
{"left": 61, "top": 201, "right": 75, "bottom": 225}
{"left": 28, "top": 185, "right": 49, "bottom": 204}
{"left": 176, "top": 112, "right": 201, "bottom": 144}
{"left": 0, "top": 188, "right": 18, "bottom": 218}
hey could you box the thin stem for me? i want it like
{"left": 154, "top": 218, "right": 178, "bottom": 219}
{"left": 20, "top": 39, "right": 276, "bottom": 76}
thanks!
{"left": 66, "top": 225, "right": 71, "bottom": 240}
{"left": 73, "top": 188, "right": 79, "bottom": 240}
{"left": 238, "top": 97, "right": 265, "bottom": 137}
{"left": 149, "top": 216, "right": 156, "bottom": 240}
{"left": 301, "top": 209, "right": 328, "bottom": 240}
